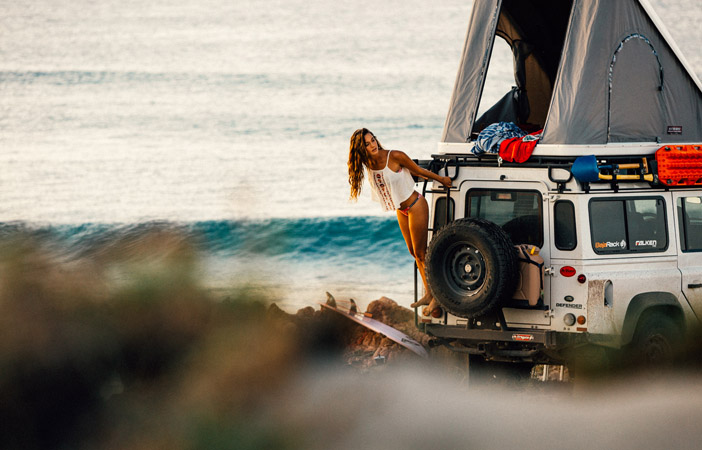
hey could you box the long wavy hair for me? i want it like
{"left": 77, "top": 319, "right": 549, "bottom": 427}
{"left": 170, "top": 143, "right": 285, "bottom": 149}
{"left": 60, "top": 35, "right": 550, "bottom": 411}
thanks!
{"left": 348, "top": 128, "right": 384, "bottom": 200}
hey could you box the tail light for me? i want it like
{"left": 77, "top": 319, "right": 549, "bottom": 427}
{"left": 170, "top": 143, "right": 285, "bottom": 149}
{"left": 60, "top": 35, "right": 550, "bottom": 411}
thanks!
{"left": 560, "top": 266, "right": 576, "bottom": 277}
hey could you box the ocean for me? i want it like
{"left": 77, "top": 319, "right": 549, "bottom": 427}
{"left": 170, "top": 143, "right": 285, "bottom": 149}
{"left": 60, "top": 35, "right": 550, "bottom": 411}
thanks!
{"left": 1, "top": 0, "right": 701, "bottom": 311}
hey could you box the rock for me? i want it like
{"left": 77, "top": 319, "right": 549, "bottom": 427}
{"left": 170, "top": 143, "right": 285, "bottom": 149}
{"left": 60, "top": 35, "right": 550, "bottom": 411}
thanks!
{"left": 296, "top": 306, "right": 317, "bottom": 318}
{"left": 334, "top": 297, "right": 427, "bottom": 370}
{"left": 366, "top": 296, "right": 413, "bottom": 327}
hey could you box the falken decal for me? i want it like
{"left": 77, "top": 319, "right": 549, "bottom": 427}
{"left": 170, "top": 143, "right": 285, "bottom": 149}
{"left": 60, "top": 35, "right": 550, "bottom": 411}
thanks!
{"left": 635, "top": 239, "right": 657, "bottom": 247}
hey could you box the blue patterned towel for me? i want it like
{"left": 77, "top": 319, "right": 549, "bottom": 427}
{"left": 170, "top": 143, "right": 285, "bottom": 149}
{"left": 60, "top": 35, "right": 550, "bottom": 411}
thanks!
{"left": 472, "top": 122, "right": 526, "bottom": 155}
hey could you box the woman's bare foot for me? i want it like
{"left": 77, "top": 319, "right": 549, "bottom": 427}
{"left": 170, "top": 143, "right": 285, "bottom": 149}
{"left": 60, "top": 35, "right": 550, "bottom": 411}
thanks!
{"left": 410, "top": 293, "right": 432, "bottom": 308}
{"left": 422, "top": 298, "right": 439, "bottom": 316}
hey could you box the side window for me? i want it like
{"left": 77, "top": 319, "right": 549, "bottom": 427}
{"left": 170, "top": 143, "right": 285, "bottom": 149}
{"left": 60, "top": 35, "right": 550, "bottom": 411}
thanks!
{"left": 554, "top": 200, "right": 577, "bottom": 250}
{"left": 433, "top": 197, "right": 455, "bottom": 232}
{"left": 466, "top": 190, "right": 543, "bottom": 247}
{"left": 590, "top": 201, "right": 627, "bottom": 252}
{"left": 590, "top": 197, "right": 667, "bottom": 254}
{"left": 678, "top": 196, "right": 702, "bottom": 252}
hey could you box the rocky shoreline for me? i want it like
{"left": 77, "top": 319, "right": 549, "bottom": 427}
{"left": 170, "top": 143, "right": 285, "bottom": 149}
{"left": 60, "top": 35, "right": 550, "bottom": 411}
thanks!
{"left": 267, "top": 296, "right": 433, "bottom": 371}
{"left": 267, "top": 294, "right": 578, "bottom": 387}
{"left": 266, "top": 294, "right": 509, "bottom": 386}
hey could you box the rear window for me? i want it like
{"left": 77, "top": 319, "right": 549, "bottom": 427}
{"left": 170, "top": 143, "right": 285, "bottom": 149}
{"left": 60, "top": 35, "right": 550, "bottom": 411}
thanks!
{"left": 554, "top": 200, "right": 577, "bottom": 250}
{"left": 466, "top": 189, "right": 543, "bottom": 247}
{"left": 433, "top": 196, "right": 455, "bottom": 232}
{"left": 589, "top": 197, "right": 667, "bottom": 254}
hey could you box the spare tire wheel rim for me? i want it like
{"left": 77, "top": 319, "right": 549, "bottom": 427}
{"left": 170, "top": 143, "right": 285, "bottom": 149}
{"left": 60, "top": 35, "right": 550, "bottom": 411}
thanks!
{"left": 446, "top": 242, "right": 485, "bottom": 295}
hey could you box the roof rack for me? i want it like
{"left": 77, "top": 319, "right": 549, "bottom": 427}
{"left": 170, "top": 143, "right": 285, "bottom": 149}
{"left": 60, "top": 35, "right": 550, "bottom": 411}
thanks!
{"left": 422, "top": 151, "right": 702, "bottom": 194}
{"left": 429, "top": 152, "right": 659, "bottom": 169}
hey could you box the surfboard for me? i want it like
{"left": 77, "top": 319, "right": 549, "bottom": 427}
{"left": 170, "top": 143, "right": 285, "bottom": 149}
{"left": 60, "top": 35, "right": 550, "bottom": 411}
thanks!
{"left": 319, "top": 301, "right": 428, "bottom": 358}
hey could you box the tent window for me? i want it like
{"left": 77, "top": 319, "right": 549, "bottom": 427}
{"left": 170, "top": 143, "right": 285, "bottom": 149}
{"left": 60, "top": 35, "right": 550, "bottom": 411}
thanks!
{"left": 472, "top": 0, "right": 573, "bottom": 136}
{"left": 476, "top": 38, "right": 514, "bottom": 122}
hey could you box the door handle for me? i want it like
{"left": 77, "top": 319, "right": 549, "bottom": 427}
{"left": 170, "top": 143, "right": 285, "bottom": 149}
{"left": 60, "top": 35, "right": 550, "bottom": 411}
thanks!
{"left": 689, "top": 283, "right": 702, "bottom": 289}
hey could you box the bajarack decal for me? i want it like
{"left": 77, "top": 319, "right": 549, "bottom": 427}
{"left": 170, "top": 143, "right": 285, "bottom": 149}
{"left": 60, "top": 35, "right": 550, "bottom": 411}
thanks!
{"left": 595, "top": 239, "right": 626, "bottom": 249}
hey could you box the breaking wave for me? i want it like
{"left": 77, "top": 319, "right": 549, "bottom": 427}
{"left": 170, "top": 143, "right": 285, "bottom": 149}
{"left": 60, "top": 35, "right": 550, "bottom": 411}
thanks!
{"left": 0, "top": 216, "right": 415, "bottom": 309}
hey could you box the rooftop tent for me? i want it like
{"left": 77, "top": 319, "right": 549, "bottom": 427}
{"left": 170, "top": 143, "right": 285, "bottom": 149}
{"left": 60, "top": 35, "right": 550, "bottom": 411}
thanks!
{"left": 442, "top": 0, "right": 702, "bottom": 147}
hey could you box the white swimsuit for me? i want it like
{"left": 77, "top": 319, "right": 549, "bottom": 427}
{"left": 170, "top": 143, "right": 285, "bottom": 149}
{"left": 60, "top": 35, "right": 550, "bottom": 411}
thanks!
{"left": 368, "top": 151, "right": 416, "bottom": 212}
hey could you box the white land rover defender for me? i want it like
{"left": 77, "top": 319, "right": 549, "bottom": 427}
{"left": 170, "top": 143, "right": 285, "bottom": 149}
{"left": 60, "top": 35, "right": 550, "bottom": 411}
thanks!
{"left": 416, "top": 0, "right": 702, "bottom": 372}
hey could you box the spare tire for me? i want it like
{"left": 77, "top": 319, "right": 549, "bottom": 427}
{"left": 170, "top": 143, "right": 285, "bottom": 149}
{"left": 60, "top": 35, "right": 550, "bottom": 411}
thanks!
{"left": 425, "top": 218, "right": 518, "bottom": 318}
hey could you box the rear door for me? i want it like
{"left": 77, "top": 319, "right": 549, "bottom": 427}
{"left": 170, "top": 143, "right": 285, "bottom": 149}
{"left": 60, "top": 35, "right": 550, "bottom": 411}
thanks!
{"left": 673, "top": 193, "right": 702, "bottom": 320}
{"left": 465, "top": 182, "right": 551, "bottom": 326}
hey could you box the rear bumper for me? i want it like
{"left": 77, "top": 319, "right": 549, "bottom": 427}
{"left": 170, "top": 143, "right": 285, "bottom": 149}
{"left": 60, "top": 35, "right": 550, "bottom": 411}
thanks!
{"left": 424, "top": 323, "right": 557, "bottom": 346}
{"left": 422, "top": 323, "right": 590, "bottom": 362}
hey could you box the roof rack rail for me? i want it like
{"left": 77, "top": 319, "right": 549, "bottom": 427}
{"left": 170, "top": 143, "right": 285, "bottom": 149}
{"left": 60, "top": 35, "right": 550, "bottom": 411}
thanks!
{"left": 430, "top": 152, "right": 658, "bottom": 170}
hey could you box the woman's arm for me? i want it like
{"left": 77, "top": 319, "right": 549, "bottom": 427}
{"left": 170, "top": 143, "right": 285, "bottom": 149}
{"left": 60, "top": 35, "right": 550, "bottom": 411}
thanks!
{"left": 393, "top": 151, "right": 452, "bottom": 189}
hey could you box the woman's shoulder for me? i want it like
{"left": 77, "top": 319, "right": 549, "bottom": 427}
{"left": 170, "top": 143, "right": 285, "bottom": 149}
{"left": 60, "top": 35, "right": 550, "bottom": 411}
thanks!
{"left": 388, "top": 149, "right": 410, "bottom": 162}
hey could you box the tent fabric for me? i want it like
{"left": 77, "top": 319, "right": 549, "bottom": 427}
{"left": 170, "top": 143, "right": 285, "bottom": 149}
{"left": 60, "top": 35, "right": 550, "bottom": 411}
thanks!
{"left": 542, "top": 0, "right": 702, "bottom": 144}
{"left": 441, "top": 0, "right": 501, "bottom": 144}
{"left": 441, "top": 0, "right": 702, "bottom": 147}
{"left": 607, "top": 33, "right": 666, "bottom": 142}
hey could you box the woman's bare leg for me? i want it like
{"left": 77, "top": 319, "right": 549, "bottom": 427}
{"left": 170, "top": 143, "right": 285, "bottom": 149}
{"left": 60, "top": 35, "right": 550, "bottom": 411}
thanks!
{"left": 406, "top": 196, "right": 435, "bottom": 311}
{"left": 397, "top": 209, "right": 432, "bottom": 307}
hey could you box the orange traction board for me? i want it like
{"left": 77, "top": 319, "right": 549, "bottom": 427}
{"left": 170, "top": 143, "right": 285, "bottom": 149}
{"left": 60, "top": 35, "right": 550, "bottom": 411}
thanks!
{"left": 655, "top": 144, "right": 702, "bottom": 186}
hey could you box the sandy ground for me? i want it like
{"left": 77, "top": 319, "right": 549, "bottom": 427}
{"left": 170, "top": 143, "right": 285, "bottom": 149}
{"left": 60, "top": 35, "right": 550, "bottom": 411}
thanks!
{"left": 270, "top": 366, "right": 702, "bottom": 450}
{"left": 261, "top": 296, "right": 702, "bottom": 450}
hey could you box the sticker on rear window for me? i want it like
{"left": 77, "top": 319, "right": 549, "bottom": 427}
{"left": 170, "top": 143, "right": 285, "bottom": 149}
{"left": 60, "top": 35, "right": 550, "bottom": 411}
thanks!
{"left": 595, "top": 240, "right": 626, "bottom": 249}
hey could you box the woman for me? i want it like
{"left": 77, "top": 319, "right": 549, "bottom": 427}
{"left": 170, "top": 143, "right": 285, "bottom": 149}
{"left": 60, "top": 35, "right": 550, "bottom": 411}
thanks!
{"left": 348, "top": 128, "right": 451, "bottom": 315}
